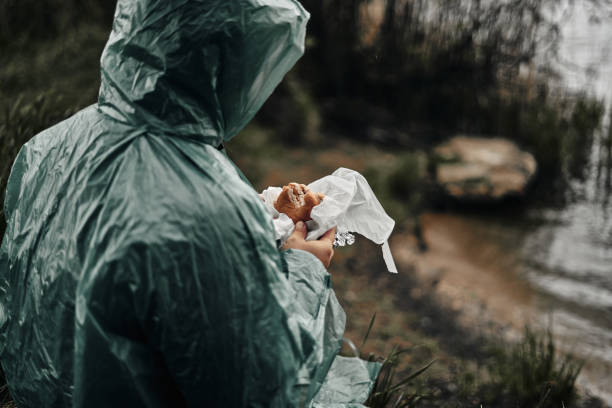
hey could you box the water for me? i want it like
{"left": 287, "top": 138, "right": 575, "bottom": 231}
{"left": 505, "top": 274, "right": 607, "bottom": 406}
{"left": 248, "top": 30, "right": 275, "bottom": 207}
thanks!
{"left": 404, "top": 0, "right": 612, "bottom": 401}
{"left": 371, "top": 0, "right": 612, "bottom": 400}
{"left": 521, "top": 1, "right": 612, "bottom": 401}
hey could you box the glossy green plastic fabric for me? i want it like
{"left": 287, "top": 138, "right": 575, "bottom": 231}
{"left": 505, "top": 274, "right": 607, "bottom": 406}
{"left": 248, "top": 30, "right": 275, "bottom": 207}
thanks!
{"left": 0, "top": 0, "right": 379, "bottom": 407}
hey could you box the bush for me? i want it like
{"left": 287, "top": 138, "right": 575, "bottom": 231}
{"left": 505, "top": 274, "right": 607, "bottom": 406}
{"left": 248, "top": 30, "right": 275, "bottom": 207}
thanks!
{"left": 498, "top": 89, "right": 604, "bottom": 195}
{"left": 366, "top": 347, "right": 435, "bottom": 408}
{"left": 298, "top": 0, "right": 604, "bottom": 197}
{"left": 0, "top": 0, "right": 114, "bottom": 49}
{"left": 481, "top": 326, "right": 583, "bottom": 408}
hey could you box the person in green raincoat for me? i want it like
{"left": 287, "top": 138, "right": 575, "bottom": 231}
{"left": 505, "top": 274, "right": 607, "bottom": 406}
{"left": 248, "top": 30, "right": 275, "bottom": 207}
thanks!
{"left": 0, "top": 0, "right": 379, "bottom": 407}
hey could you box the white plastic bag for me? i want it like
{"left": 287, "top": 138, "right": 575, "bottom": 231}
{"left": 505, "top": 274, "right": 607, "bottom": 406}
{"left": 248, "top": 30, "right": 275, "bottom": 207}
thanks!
{"left": 261, "top": 168, "right": 397, "bottom": 273}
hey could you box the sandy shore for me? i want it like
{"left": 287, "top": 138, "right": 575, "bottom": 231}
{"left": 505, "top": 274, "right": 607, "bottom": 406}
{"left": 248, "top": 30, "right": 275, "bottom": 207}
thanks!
{"left": 391, "top": 212, "right": 612, "bottom": 406}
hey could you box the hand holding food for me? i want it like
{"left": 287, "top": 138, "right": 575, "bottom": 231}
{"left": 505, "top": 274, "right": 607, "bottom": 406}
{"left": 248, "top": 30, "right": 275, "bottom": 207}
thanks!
{"left": 261, "top": 168, "right": 397, "bottom": 273}
{"left": 274, "top": 183, "right": 324, "bottom": 223}
{"left": 282, "top": 221, "right": 336, "bottom": 268}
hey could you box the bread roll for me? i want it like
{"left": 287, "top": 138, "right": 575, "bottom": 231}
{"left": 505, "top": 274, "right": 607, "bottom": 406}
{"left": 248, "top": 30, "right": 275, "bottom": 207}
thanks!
{"left": 274, "top": 183, "right": 324, "bottom": 223}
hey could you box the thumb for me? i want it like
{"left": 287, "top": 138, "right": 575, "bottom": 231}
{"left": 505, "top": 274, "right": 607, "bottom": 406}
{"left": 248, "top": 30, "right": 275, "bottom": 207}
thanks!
{"left": 291, "top": 221, "right": 307, "bottom": 240}
{"left": 319, "top": 226, "right": 337, "bottom": 243}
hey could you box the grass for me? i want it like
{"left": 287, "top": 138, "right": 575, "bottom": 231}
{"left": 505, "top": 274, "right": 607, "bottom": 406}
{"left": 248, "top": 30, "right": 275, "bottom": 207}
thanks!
{"left": 481, "top": 327, "right": 584, "bottom": 408}
{"left": 361, "top": 314, "right": 437, "bottom": 408}
{"left": 366, "top": 347, "right": 435, "bottom": 408}
{"left": 0, "top": 367, "right": 14, "bottom": 408}
{"left": 331, "top": 239, "right": 592, "bottom": 408}
{"left": 346, "top": 313, "right": 437, "bottom": 408}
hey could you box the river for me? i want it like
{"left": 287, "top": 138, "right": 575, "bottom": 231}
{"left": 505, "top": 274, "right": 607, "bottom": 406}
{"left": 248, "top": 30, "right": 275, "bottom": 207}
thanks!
{"left": 392, "top": 0, "right": 612, "bottom": 403}
{"left": 523, "top": 0, "right": 612, "bottom": 402}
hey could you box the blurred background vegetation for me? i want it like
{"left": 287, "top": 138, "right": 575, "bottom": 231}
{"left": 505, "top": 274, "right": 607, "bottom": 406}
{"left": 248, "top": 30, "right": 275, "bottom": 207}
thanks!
{"left": 1, "top": 0, "right": 610, "bottom": 407}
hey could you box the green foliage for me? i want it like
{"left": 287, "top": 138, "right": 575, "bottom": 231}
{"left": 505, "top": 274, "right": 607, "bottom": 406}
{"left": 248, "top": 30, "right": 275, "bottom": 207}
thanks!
{"left": 605, "top": 110, "right": 612, "bottom": 170}
{"left": 481, "top": 326, "right": 584, "bottom": 408}
{"left": 363, "top": 166, "right": 408, "bottom": 222}
{"left": 0, "top": 0, "right": 114, "bottom": 49}
{"left": 499, "top": 90, "right": 604, "bottom": 189}
{"left": 387, "top": 153, "right": 425, "bottom": 203}
{"left": 357, "top": 314, "right": 435, "bottom": 408}
{"left": 299, "top": 0, "right": 604, "bottom": 194}
{"left": 300, "top": 0, "right": 560, "bottom": 126}
{"left": 225, "top": 123, "right": 287, "bottom": 189}
{"left": 0, "top": 367, "right": 14, "bottom": 408}
{"left": 256, "top": 72, "right": 323, "bottom": 146}
{"left": 364, "top": 152, "right": 427, "bottom": 222}
{"left": 356, "top": 311, "right": 584, "bottom": 408}
{"left": 564, "top": 96, "right": 605, "bottom": 178}
{"left": 366, "top": 347, "right": 435, "bottom": 408}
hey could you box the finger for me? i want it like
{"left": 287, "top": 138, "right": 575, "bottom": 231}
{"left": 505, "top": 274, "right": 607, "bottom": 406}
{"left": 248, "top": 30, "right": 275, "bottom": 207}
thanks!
{"left": 282, "top": 221, "right": 307, "bottom": 250}
{"left": 319, "top": 226, "right": 337, "bottom": 243}
{"left": 327, "top": 248, "right": 334, "bottom": 268}
{"left": 308, "top": 241, "right": 333, "bottom": 267}
{"left": 292, "top": 221, "right": 307, "bottom": 240}
{"left": 323, "top": 247, "right": 334, "bottom": 268}
{"left": 317, "top": 192, "right": 325, "bottom": 200}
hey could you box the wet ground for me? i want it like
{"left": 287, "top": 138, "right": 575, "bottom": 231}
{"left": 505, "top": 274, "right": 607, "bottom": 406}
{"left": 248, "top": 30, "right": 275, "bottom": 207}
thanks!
{"left": 391, "top": 212, "right": 612, "bottom": 405}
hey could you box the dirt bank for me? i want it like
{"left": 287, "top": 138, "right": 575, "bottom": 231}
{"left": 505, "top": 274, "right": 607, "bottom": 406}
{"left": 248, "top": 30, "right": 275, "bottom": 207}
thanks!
{"left": 390, "top": 212, "right": 611, "bottom": 405}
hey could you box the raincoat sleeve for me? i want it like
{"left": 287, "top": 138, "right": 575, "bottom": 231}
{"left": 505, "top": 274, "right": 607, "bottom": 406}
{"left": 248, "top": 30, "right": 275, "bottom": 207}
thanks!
{"left": 280, "top": 249, "right": 346, "bottom": 403}
{"left": 280, "top": 249, "right": 382, "bottom": 408}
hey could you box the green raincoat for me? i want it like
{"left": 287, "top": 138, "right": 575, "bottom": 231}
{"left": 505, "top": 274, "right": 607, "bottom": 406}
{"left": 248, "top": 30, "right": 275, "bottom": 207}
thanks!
{"left": 0, "top": 0, "right": 379, "bottom": 407}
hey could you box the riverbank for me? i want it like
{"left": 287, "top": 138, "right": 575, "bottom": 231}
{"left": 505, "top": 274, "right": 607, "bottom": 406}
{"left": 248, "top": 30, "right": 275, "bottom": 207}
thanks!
{"left": 237, "top": 139, "right": 608, "bottom": 406}
{"left": 328, "top": 214, "right": 607, "bottom": 407}
{"left": 390, "top": 211, "right": 612, "bottom": 405}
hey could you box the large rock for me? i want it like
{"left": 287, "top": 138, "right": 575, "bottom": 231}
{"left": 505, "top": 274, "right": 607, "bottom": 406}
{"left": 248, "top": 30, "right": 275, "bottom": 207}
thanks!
{"left": 434, "top": 136, "right": 537, "bottom": 200}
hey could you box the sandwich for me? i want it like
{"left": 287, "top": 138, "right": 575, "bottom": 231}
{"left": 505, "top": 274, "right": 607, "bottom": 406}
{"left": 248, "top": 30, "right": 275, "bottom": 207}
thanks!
{"left": 274, "top": 183, "right": 324, "bottom": 223}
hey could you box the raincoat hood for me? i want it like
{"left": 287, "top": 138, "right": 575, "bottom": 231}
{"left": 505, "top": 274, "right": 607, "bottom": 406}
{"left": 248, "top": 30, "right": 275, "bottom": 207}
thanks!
{"left": 98, "top": 0, "right": 309, "bottom": 145}
{"left": 1, "top": 1, "right": 382, "bottom": 406}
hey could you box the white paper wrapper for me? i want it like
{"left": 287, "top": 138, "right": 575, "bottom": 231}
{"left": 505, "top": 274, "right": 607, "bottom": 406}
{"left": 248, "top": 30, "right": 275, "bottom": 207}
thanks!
{"left": 261, "top": 167, "right": 398, "bottom": 273}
